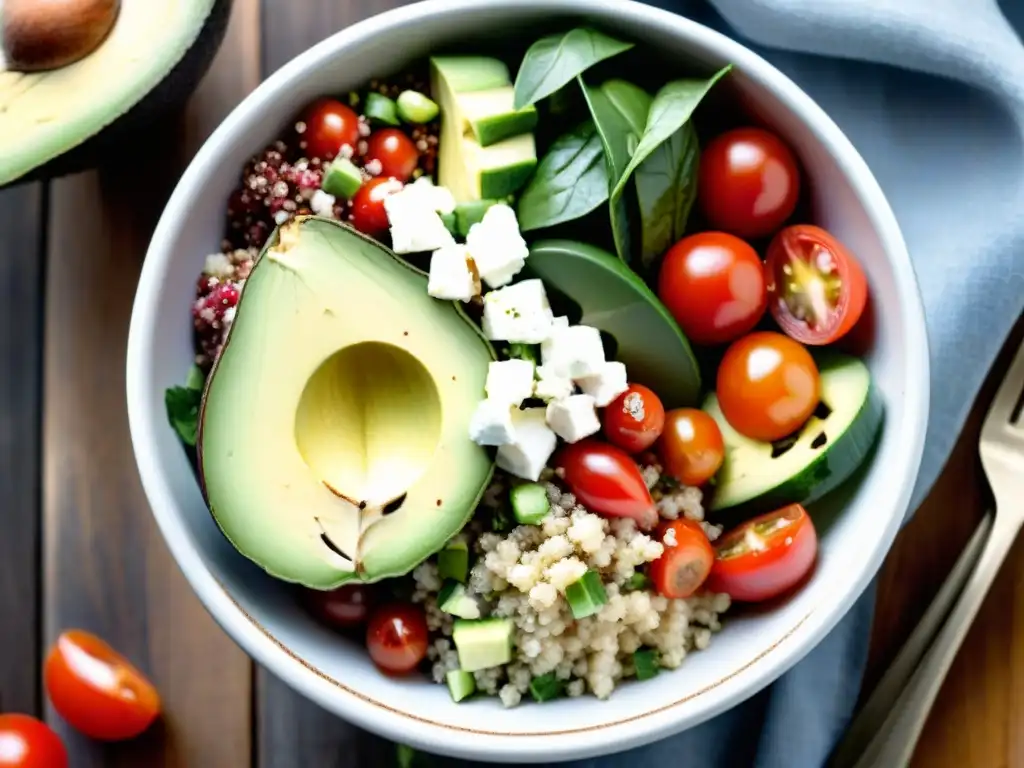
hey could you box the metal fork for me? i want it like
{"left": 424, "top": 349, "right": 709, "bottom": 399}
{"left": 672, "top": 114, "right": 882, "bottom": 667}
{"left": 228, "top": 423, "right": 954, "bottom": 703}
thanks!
{"left": 831, "top": 335, "right": 1024, "bottom": 768}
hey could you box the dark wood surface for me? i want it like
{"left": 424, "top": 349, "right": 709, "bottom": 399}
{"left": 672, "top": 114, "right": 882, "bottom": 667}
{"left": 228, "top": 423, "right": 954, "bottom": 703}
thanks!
{"left": 0, "top": 2, "right": 1020, "bottom": 766}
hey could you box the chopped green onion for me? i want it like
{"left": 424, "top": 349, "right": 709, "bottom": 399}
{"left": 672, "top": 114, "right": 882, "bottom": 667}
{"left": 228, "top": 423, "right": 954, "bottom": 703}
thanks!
{"left": 510, "top": 483, "right": 550, "bottom": 525}
{"left": 397, "top": 89, "right": 440, "bottom": 124}
{"left": 528, "top": 672, "right": 564, "bottom": 703}
{"left": 633, "top": 649, "right": 660, "bottom": 681}
{"left": 364, "top": 92, "right": 399, "bottom": 126}
{"left": 624, "top": 572, "right": 649, "bottom": 592}
{"left": 322, "top": 157, "right": 363, "bottom": 199}
{"left": 565, "top": 570, "right": 607, "bottom": 620}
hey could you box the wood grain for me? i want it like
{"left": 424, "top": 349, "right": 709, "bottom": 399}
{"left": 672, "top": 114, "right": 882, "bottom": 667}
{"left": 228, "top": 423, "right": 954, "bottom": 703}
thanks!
{"left": 0, "top": 183, "right": 44, "bottom": 717}
{"left": 39, "top": 3, "right": 261, "bottom": 765}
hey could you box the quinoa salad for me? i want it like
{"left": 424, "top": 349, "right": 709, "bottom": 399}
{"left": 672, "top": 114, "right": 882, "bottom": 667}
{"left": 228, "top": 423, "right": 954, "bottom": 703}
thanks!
{"left": 165, "top": 27, "right": 884, "bottom": 708}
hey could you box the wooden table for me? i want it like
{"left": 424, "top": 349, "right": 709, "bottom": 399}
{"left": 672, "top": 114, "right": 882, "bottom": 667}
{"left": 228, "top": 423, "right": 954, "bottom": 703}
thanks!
{"left": 0, "top": 2, "right": 1020, "bottom": 765}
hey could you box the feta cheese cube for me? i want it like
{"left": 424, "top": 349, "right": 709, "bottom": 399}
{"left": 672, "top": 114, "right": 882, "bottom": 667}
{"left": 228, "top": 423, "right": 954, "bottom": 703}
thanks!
{"left": 576, "top": 361, "right": 629, "bottom": 407}
{"left": 466, "top": 204, "right": 529, "bottom": 288}
{"left": 533, "top": 364, "right": 574, "bottom": 402}
{"left": 468, "top": 399, "right": 516, "bottom": 446}
{"left": 310, "top": 189, "right": 336, "bottom": 217}
{"left": 406, "top": 176, "right": 456, "bottom": 215}
{"left": 427, "top": 244, "right": 478, "bottom": 301}
{"left": 546, "top": 395, "right": 601, "bottom": 443}
{"left": 485, "top": 359, "right": 536, "bottom": 406}
{"left": 481, "top": 279, "right": 554, "bottom": 343}
{"left": 496, "top": 408, "right": 558, "bottom": 481}
{"left": 384, "top": 180, "right": 456, "bottom": 254}
{"left": 541, "top": 324, "right": 606, "bottom": 378}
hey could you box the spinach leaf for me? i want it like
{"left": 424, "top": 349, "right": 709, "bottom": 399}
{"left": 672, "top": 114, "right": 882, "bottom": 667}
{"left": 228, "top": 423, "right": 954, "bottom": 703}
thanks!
{"left": 517, "top": 120, "right": 608, "bottom": 231}
{"left": 635, "top": 121, "right": 700, "bottom": 268}
{"left": 165, "top": 364, "right": 206, "bottom": 446}
{"left": 514, "top": 27, "right": 633, "bottom": 110}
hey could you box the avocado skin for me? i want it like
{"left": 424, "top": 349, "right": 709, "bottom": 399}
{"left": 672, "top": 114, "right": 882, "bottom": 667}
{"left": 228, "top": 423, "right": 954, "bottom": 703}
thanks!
{"left": 0, "top": 0, "right": 232, "bottom": 189}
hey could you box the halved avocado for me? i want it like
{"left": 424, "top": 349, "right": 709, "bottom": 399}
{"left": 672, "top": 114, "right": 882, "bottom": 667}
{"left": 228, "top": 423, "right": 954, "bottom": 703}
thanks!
{"left": 197, "top": 216, "right": 496, "bottom": 589}
{"left": 0, "top": 0, "right": 229, "bottom": 186}
{"left": 705, "top": 352, "right": 884, "bottom": 516}
{"left": 525, "top": 239, "right": 701, "bottom": 408}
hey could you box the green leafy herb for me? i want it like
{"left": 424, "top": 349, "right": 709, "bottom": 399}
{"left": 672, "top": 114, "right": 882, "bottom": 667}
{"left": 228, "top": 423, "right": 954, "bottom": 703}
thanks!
{"left": 165, "top": 385, "right": 202, "bottom": 446}
{"left": 517, "top": 120, "right": 608, "bottom": 232}
{"left": 513, "top": 27, "right": 633, "bottom": 110}
{"left": 624, "top": 571, "right": 650, "bottom": 591}
{"left": 529, "top": 672, "right": 565, "bottom": 702}
{"left": 634, "top": 121, "right": 700, "bottom": 267}
{"left": 506, "top": 343, "right": 539, "bottom": 364}
{"left": 184, "top": 363, "right": 205, "bottom": 391}
{"left": 633, "top": 648, "right": 660, "bottom": 681}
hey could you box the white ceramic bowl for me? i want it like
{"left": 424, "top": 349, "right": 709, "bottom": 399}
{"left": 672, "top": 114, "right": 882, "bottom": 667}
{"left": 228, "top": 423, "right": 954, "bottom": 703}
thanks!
{"left": 126, "top": 0, "right": 929, "bottom": 761}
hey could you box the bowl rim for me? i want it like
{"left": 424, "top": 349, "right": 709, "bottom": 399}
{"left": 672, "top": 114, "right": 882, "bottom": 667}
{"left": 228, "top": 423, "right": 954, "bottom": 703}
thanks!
{"left": 126, "top": 0, "right": 930, "bottom": 761}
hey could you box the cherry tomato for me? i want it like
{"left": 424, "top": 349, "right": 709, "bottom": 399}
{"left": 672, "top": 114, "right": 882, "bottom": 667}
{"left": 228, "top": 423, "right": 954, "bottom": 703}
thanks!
{"left": 300, "top": 98, "right": 361, "bottom": 161}
{"left": 303, "top": 584, "right": 376, "bottom": 629}
{"left": 0, "top": 715, "right": 67, "bottom": 768}
{"left": 765, "top": 224, "right": 868, "bottom": 346}
{"left": 366, "top": 603, "right": 429, "bottom": 676}
{"left": 364, "top": 129, "right": 420, "bottom": 182}
{"left": 705, "top": 504, "right": 818, "bottom": 602}
{"left": 698, "top": 127, "right": 800, "bottom": 239}
{"left": 555, "top": 440, "right": 659, "bottom": 530}
{"left": 657, "top": 409, "right": 725, "bottom": 486}
{"left": 649, "top": 519, "right": 715, "bottom": 599}
{"left": 44, "top": 630, "right": 161, "bottom": 742}
{"left": 350, "top": 177, "right": 403, "bottom": 236}
{"left": 716, "top": 331, "right": 820, "bottom": 442}
{"left": 657, "top": 232, "right": 767, "bottom": 346}
{"left": 602, "top": 384, "right": 666, "bottom": 453}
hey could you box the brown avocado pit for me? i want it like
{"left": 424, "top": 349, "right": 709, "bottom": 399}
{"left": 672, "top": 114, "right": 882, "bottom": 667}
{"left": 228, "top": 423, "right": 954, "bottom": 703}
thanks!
{"left": 3, "top": 0, "right": 121, "bottom": 72}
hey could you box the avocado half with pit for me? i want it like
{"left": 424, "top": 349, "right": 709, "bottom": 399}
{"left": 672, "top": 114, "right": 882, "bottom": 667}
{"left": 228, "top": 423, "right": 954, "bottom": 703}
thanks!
{"left": 0, "top": 0, "right": 231, "bottom": 187}
{"left": 197, "top": 216, "right": 496, "bottom": 590}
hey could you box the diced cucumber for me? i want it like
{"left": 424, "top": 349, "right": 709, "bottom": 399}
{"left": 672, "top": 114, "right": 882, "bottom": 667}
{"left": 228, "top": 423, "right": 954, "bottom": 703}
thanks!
{"left": 510, "top": 482, "right": 550, "bottom": 525}
{"left": 452, "top": 618, "right": 514, "bottom": 672}
{"left": 454, "top": 199, "right": 499, "bottom": 237}
{"left": 397, "top": 90, "right": 440, "bottom": 124}
{"left": 438, "top": 540, "right": 469, "bottom": 583}
{"left": 364, "top": 92, "right": 399, "bottom": 126}
{"left": 437, "top": 581, "right": 481, "bottom": 619}
{"left": 322, "top": 157, "right": 363, "bottom": 199}
{"left": 506, "top": 343, "right": 538, "bottom": 364}
{"left": 440, "top": 211, "right": 457, "bottom": 235}
{"left": 565, "top": 570, "right": 607, "bottom": 619}
{"left": 528, "top": 672, "right": 564, "bottom": 703}
{"left": 633, "top": 649, "right": 659, "bottom": 681}
{"left": 446, "top": 669, "right": 476, "bottom": 702}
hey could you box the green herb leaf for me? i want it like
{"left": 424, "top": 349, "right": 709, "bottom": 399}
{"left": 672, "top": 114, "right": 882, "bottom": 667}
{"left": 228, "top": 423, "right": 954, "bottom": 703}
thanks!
{"left": 184, "top": 363, "right": 205, "bottom": 391}
{"left": 514, "top": 27, "right": 633, "bottom": 110}
{"left": 165, "top": 385, "right": 202, "bottom": 446}
{"left": 517, "top": 120, "right": 608, "bottom": 232}
{"left": 635, "top": 121, "right": 700, "bottom": 268}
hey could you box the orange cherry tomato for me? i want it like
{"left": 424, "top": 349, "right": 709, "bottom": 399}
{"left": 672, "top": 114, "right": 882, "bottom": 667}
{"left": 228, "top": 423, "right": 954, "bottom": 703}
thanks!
{"left": 649, "top": 519, "right": 715, "bottom": 599}
{"left": 716, "top": 331, "right": 820, "bottom": 442}
{"left": 0, "top": 715, "right": 67, "bottom": 768}
{"left": 366, "top": 603, "right": 429, "bottom": 676}
{"left": 44, "top": 630, "right": 161, "bottom": 742}
{"left": 657, "top": 408, "right": 725, "bottom": 486}
{"left": 602, "top": 384, "right": 666, "bottom": 454}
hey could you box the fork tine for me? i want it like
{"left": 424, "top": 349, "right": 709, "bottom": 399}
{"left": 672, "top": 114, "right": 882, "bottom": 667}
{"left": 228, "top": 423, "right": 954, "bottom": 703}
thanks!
{"left": 982, "top": 336, "right": 1024, "bottom": 437}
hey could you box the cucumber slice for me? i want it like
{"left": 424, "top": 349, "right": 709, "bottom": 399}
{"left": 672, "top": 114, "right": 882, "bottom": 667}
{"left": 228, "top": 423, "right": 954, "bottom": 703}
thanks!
{"left": 706, "top": 352, "right": 884, "bottom": 515}
{"left": 322, "top": 157, "right": 363, "bottom": 199}
{"left": 364, "top": 92, "right": 399, "bottom": 126}
{"left": 438, "top": 581, "right": 481, "bottom": 619}
{"left": 510, "top": 482, "right": 549, "bottom": 525}
{"left": 446, "top": 669, "right": 476, "bottom": 702}
{"left": 565, "top": 570, "right": 607, "bottom": 619}
{"left": 438, "top": 540, "right": 469, "bottom": 583}
{"left": 452, "top": 617, "right": 514, "bottom": 672}
{"left": 397, "top": 90, "right": 440, "bottom": 124}
{"left": 455, "top": 199, "right": 500, "bottom": 237}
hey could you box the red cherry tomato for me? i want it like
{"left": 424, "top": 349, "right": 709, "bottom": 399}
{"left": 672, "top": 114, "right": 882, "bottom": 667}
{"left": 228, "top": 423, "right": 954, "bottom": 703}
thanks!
{"left": 765, "top": 224, "right": 868, "bottom": 346}
{"left": 657, "top": 409, "right": 725, "bottom": 487}
{"left": 303, "top": 584, "right": 376, "bottom": 629}
{"left": 300, "top": 98, "right": 361, "bottom": 161}
{"left": 657, "top": 232, "right": 767, "bottom": 346}
{"left": 44, "top": 630, "right": 161, "bottom": 742}
{"left": 365, "top": 129, "right": 420, "bottom": 182}
{"left": 0, "top": 715, "right": 68, "bottom": 768}
{"left": 716, "top": 331, "right": 820, "bottom": 442}
{"left": 555, "top": 440, "right": 658, "bottom": 529}
{"left": 705, "top": 504, "right": 818, "bottom": 602}
{"left": 350, "top": 177, "right": 403, "bottom": 236}
{"left": 649, "top": 519, "right": 715, "bottom": 599}
{"left": 366, "top": 603, "right": 429, "bottom": 676}
{"left": 602, "top": 384, "right": 666, "bottom": 453}
{"left": 698, "top": 127, "right": 800, "bottom": 239}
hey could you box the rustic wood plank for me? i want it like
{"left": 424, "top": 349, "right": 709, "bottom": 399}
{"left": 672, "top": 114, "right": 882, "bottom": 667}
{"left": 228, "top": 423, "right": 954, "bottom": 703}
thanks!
{"left": 40, "top": 3, "right": 261, "bottom": 765}
{"left": 0, "top": 183, "right": 44, "bottom": 717}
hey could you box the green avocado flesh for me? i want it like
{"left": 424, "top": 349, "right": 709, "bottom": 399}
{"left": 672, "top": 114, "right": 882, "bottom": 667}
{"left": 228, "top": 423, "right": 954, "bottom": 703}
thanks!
{"left": 0, "top": 0, "right": 216, "bottom": 185}
{"left": 198, "top": 216, "right": 495, "bottom": 589}
{"left": 525, "top": 239, "right": 702, "bottom": 408}
{"left": 705, "top": 352, "right": 884, "bottom": 515}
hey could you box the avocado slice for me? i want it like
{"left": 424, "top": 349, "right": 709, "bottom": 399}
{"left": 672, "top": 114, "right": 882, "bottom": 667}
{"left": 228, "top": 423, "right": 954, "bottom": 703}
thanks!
{"left": 525, "top": 239, "right": 701, "bottom": 408}
{"left": 197, "top": 216, "right": 496, "bottom": 589}
{"left": 705, "top": 352, "right": 884, "bottom": 515}
{"left": 0, "top": 0, "right": 228, "bottom": 186}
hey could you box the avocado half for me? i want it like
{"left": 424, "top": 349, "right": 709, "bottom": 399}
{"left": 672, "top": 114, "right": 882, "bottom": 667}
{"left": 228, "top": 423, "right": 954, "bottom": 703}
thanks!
{"left": 197, "top": 216, "right": 497, "bottom": 590}
{"left": 0, "top": 0, "right": 231, "bottom": 187}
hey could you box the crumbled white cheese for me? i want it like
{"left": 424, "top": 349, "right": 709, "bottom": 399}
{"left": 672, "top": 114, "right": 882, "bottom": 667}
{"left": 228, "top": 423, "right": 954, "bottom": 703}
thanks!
{"left": 485, "top": 359, "right": 536, "bottom": 407}
{"left": 203, "top": 253, "right": 234, "bottom": 279}
{"left": 466, "top": 204, "right": 529, "bottom": 288}
{"left": 576, "top": 361, "right": 629, "bottom": 407}
{"left": 406, "top": 176, "right": 456, "bottom": 215}
{"left": 427, "top": 244, "right": 478, "bottom": 301}
{"left": 541, "top": 324, "right": 606, "bottom": 379}
{"left": 310, "top": 189, "right": 336, "bottom": 217}
{"left": 481, "top": 280, "right": 555, "bottom": 343}
{"left": 546, "top": 394, "right": 601, "bottom": 443}
{"left": 496, "top": 407, "right": 558, "bottom": 481}
{"left": 468, "top": 399, "right": 516, "bottom": 446}
{"left": 384, "top": 178, "right": 455, "bottom": 254}
{"left": 533, "top": 364, "right": 575, "bottom": 402}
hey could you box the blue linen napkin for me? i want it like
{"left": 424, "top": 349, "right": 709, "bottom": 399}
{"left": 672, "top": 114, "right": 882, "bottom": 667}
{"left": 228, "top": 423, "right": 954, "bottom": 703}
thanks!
{"left": 473, "top": 0, "right": 1024, "bottom": 765}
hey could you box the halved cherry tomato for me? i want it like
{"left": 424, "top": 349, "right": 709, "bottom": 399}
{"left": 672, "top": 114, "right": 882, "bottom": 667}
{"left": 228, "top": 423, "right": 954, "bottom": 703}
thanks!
{"left": 657, "top": 408, "right": 725, "bottom": 486}
{"left": 657, "top": 232, "right": 767, "bottom": 346}
{"left": 0, "top": 715, "right": 67, "bottom": 768}
{"left": 649, "top": 519, "right": 715, "bottom": 599}
{"left": 698, "top": 127, "right": 800, "bottom": 239}
{"left": 44, "top": 630, "right": 161, "bottom": 742}
{"left": 705, "top": 503, "right": 818, "bottom": 602}
{"left": 716, "top": 331, "right": 820, "bottom": 442}
{"left": 365, "top": 129, "right": 420, "bottom": 182}
{"left": 300, "top": 98, "right": 361, "bottom": 161}
{"left": 349, "top": 177, "right": 403, "bottom": 236}
{"left": 303, "top": 584, "right": 377, "bottom": 629}
{"left": 555, "top": 440, "right": 659, "bottom": 529}
{"left": 366, "top": 603, "right": 429, "bottom": 676}
{"left": 765, "top": 224, "right": 867, "bottom": 345}
{"left": 603, "top": 384, "right": 666, "bottom": 453}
